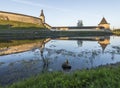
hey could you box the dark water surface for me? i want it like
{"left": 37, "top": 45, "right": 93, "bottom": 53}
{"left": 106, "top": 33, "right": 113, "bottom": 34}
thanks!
{"left": 0, "top": 36, "right": 120, "bottom": 85}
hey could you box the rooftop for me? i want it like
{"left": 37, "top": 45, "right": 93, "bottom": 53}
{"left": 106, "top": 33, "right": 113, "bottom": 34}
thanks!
{"left": 99, "top": 17, "right": 108, "bottom": 24}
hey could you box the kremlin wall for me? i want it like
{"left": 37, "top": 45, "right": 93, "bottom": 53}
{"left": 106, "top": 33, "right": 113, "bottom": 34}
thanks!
{"left": 0, "top": 10, "right": 45, "bottom": 26}
{"left": 0, "top": 10, "right": 110, "bottom": 30}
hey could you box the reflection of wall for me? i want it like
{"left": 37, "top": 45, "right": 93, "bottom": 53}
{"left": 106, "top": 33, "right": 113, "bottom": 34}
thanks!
{"left": 0, "top": 41, "right": 44, "bottom": 55}
{"left": 0, "top": 38, "right": 51, "bottom": 55}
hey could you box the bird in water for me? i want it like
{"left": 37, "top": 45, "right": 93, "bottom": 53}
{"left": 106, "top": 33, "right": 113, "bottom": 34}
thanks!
{"left": 62, "top": 59, "right": 71, "bottom": 70}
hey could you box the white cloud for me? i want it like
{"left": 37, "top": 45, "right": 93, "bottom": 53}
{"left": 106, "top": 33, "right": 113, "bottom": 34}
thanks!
{"left": 10, "top": 0, "right": 71, "bottom": 12}
{"left": 11, "top": 0, "right": 47, "bottom": 7}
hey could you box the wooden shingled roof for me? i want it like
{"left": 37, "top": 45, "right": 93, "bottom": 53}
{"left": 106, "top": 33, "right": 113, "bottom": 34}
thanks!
{"left": 99, "top": 17, "right": 108, "bottom": 24}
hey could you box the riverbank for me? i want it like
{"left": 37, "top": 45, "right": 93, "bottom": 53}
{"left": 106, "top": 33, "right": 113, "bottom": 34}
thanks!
{"left": 0, "top": 29, "right": 113, "bottom": 40}
{"left": 112, "top": 29, "right": 120, "bottom": 36}
{"left": 0, "top": 20, "right": 45, "bottom": 29}
{"left": 0, "top": 20, "right": 113, "bottom": 39}
{"left": 2, "top": 63, "right": 120, "bottom": 88}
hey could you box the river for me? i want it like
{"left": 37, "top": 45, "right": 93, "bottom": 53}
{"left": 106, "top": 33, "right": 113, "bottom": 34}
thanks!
{"left": 0, "top": 35, "right": 120, "bottom": 85}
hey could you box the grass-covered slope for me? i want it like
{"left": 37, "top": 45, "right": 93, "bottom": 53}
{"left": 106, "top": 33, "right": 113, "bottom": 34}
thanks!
{"left": 0, "top": 20, "right": 45, "bottom": 29}
{"left": 3, "top": 65, "right": 120, "bottom": 88}
{"left": 112, "top": 29, "right": 120, "bottom": 35}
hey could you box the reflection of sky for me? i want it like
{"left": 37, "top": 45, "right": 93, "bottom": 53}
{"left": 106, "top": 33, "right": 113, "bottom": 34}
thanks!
{"left": 110, "top": 36, "right": 120, "bottom": 46}
{"left": 46, "top": 40, "right": 78, "bottom": 51}
{"left": 0, "top": 50, "right": 41, "bottom": 66}
{"left": 44, "top": 36, "right": 120, "bottom": 69}
{"left": 0, "top": 36, "right": 120, "bottom": 68}
{"left": 45, "top": 40, "right": 100, "bottom": 52}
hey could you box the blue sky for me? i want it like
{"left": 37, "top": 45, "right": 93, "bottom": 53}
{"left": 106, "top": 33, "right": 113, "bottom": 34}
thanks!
{"left": 0, "top": 0, "right": 120, "bottom": 28}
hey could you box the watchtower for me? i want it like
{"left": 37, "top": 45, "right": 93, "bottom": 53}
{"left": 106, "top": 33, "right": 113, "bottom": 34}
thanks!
{"left": 98, "top": 17, "right": 110, "bottom": 29}
{"left": 40, "top": 9, "right": 45, "bottom": 23}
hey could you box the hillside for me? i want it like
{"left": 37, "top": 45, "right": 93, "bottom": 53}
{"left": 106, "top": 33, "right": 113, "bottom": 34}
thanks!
{"left": 112, "top": 29, "right": 120, "bottom": 35}
{"left": 0, "top": 20, "right": 45, "bottom": 29}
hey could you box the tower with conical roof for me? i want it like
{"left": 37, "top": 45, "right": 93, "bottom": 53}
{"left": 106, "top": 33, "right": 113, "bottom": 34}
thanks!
{"left": 98, "top": 17, "right": 110, "bottom": 29}
{"left": 40, "top": 9, "right": 45, "bottom": 23}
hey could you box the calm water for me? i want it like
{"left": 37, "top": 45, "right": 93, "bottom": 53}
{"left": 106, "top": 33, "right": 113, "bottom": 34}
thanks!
{"left": 0, "top": 36, "right": 120, "bottom": 85}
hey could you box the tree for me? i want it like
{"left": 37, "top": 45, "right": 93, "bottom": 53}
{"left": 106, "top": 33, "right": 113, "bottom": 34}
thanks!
{"left": 77, "top": 20, "right": 83, "bottom": 27}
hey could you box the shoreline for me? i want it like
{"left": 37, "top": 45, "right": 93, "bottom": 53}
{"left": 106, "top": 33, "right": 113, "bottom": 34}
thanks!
{"left": 0, "top": 30, "right": 113, "bottom": 40}
{"left": 2, "top": 62, "right": 120, "bottom": 88}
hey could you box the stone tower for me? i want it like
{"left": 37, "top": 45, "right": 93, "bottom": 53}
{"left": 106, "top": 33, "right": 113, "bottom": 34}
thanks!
{"left": 98, "top": 17, "right": 110, "bottom": 29}
{"left": 40, "top": 9, "right": 45, "bottom": 23}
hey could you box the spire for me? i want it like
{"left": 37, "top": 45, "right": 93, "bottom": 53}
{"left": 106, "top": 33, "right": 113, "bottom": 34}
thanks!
{"left": 40, "top": 9, "right": 44, "bottom": 17}
{"left": 40, "top": 9, "right": 45, "bottom": 23}
{"left": 99, "top": 17, "right": 108, "bottom": 24}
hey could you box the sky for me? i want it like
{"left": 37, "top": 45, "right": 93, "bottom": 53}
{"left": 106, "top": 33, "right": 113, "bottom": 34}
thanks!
{"left": 0, "top": 0, "right": 120, "bottom": 29}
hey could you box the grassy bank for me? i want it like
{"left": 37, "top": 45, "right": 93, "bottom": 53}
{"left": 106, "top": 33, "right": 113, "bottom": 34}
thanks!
{"left": 112, "top": 29, "right": 120, "bottom": 35}
{"left": 0, "top": 20, "right": 45, "bottom": 29}
{"left": 2, "top": 65, "right": 120, "bottom": 88}
{"left": 0, "top": 20, "right": 112, "bottom": 39}
{"left": 0, "top": 30, "right": 112, "bottom": 40}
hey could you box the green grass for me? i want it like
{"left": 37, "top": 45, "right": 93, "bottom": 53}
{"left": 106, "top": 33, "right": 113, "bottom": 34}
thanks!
{"left": 112, "top": 29, "right": 120, "bottom": 35}
{"left": 3, "top": 65, "right": 120, "bottom": 88}
{"left": 0, "top": 20, "right": 45, "bottom": 29}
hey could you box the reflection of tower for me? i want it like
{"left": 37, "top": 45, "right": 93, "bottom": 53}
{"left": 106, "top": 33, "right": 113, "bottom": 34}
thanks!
{"left": 39, "top": 38, "right": 51, "bottom": 73}
{"left": 111, "top": 51, "right": 115, "bottom": 60}
{"left": 77, "top": 40, "right": 83, "bottom": 47}
{"left": 98, "top": 38, "right": 110, "bottom": 53}
{"left": 40, "top": 42, "right": 45, "bottom": 59}
{"left": 89, "top": 52, "right": 94, "bottom": 68}
{"left": 40, "top": 38, "right": 51, "bottom": 60}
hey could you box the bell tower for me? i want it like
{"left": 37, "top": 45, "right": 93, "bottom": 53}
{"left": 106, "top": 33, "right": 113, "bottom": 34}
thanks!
{"left": 40, "top": 9, "right": 45, "bottom": 23}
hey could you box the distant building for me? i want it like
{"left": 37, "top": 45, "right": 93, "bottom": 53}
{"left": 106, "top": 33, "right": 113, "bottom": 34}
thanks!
{"left": 52, "top": 17, "right": 110, "bottom": 31}
{"left": 39, "top": 10, "right": 52, "bottom": 29}
{"left": 98, "top": 17, "right": 110, "bottom": 29}
{"left": 0, "top": 10, "right": 110, "bottom": 30}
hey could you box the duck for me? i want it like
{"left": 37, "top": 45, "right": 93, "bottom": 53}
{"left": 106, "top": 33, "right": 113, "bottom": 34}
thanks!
{"left": 62, "top": 59, "right": 71, "bottom": 70}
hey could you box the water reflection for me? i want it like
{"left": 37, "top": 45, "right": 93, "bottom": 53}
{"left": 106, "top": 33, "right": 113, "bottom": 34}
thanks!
{"left": 1, "top": 36, "right": 120, "bottom": 85}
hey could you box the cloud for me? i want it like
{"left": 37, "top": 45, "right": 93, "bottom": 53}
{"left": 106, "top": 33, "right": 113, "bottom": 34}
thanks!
{"left": 10, "top": 0, "right": 71, "bottom": 12}
{"left": 11, "top": 0, "right": 48, "bottom": 7}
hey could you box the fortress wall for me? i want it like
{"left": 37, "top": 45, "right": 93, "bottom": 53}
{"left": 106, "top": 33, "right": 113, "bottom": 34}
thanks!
{"left": 0, "top": 11, "right": 43, "bottom": 25}
{"left": 99, "top": 24, "right": 110, "bottom": 29}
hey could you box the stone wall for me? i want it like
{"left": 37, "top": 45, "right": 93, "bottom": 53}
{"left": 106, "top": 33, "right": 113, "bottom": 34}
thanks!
{"left": 0, "top": 11, "right": 43, "bottom": 25}
{"left": 98, "top": 24, "right": 110, "bottom": 29}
